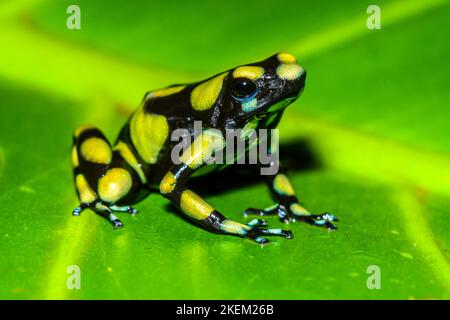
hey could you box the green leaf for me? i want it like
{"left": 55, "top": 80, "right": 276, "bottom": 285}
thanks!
{"left": 0, "top": 0, "right": 449, "bottom": 299}
{"left": 299, "top": 2, "right": 450, "bottom": 154}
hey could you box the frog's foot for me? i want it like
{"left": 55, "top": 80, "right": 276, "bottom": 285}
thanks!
{"left": 72, "top": 202, "right": 138, "bottom": 229}
{"left": 243, "top": 219, "right": 293, "bottom": 245}
{"left": 244, "top": 203, "right": 338, "bottom": 230}
{"left": 104, "top": 212, "right": 124, "bottom": 229}
{"left": 72, "top": 203, "right": 88, "bottom": 216}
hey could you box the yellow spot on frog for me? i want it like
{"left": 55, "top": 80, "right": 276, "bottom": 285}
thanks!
{"left": 191, "top": 72, "right": 228, "bottom": 111}
{"left": 220, "top": 220, "right": 250, "bottom": 235}
{"left": 180, "top": 190, "right": 214, "bottom": 220}
{"left": 146, "top": 85, "right": 186, "bottom": 100}
{"left": 130, "top": 110, "right": 169, "bottom": 164}
{"left": 274, "top": 174, "right": 295, "bottom": 196}
{"left": 71, "top": 146, "right": 79, "bottom": 167}
{"left": 80, "top": 137, "right": 112, "bottom": 164}
{"left": 160, "top": 171, "right": 177, "bottom": 194}
{"left": 98, "top": 168, "right": 132, "bottom": 203}
{"left": 290, "top": 203, "right": 309, "bottom": 215}
{"left": 114, "top": 141, "right": 147, "bottom": 184}
{"left": 232, "top": 66, "right": 264, "bottom": 80}
{"left": 276, "top": 64, "right": 304, "bottom": 80}
{"left": 75, "top": 174, "right": 97, "bottom": 203}
{"left": 180, "top": 130, "right": 225, "bottom": 168}
{"left": 277, "top": 52, "right": 297, "bottom": 64}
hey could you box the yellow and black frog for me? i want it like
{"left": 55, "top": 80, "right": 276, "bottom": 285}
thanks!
{"left": 71, "top": 53, "right": 338, "bottom": 244}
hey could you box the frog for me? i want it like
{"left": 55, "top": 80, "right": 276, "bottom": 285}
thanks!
{"left": 71, "top": 52, "right": 338, "bottom": 244}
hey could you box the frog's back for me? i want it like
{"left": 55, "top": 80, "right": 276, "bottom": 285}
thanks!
{"left": 121, "top": 74, "right": 230, "bottom": 184}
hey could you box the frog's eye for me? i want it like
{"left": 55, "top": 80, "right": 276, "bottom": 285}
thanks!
{"left": 231, "top": 78, "right": 258, "bottom": 101}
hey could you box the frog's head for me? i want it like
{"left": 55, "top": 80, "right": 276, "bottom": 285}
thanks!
{"left": 221, "top": 52, "right": 306, "bottom": 127}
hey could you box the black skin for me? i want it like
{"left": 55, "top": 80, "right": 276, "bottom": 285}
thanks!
{"left": 72, "top": 53, "right": 338, "bottom": 244}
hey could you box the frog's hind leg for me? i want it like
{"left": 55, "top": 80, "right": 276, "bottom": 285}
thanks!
{"left": 71, "top": 125, "right": 139, "bottom": 228}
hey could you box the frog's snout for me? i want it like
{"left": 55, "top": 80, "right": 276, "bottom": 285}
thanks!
{"left": 294, "top": 69, "right": 306, "bottom": 92}
{"left": 287, "top": 68, "right": 306, "bottom": 98}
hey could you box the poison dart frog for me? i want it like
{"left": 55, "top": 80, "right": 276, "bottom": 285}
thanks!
{"left": 71, "top": 53, "right": 338, "bottom": 244}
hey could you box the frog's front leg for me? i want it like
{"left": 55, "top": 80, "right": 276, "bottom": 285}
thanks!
{"left": 160, "top": 130, "right": 292, "bottom": 244}
{"left": 245, "top": 167, "right": 338, "bottom": 230}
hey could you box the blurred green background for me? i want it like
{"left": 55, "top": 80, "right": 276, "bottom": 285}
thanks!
{"left": 0, "top": 0, "right": 449, "bottom": 299}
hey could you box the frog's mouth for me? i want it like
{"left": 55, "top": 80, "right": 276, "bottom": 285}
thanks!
{"left": 244, "top": 95, "right": 296, "bottom": 122}
{"left": 267, "top": 96, "right": 299, "bottom": 113}
{"left": 239, "top": 79, "right": 305, "bottom": 122}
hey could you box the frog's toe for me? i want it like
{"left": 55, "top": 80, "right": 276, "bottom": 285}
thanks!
{"left": 246, "top": 218, "right": 267, "bottom": 227}
{"left": 106, "top": 212, "right": 124, "bottom": 229}
{"left": 112, "top": 219, "right": 124, "bottom": 229}
{"left": 72, "top": 203, "right": 88, "bottom": 216}
{"left": 243, "top": 204, "right": 279, "bottom": 217}
{"left": 128, "top": 207, "right": 139, "bottom": 215}
{"left": 244, "top": 220, "right": 293, "bottom": 245}
{"left": 248, "top": 235, "right": 271, "bottom": 245}
{"left": 292, "top": 212, "right": 339, "bottom": 230}
{"left": 109, "top": 204, "right": 138, "bottom": 214}
{"left": 322, "top": 212, "right": 339, "bottom": 222}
